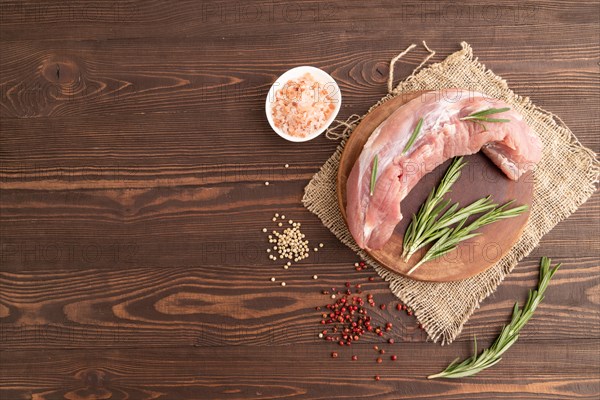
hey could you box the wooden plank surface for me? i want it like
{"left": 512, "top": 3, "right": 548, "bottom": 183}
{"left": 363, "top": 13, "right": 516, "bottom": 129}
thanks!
{"left": 1, "top": 0, "right": 599, "bottom": 398}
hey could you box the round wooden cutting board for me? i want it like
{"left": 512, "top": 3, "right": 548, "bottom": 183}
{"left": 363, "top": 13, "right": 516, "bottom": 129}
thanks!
{"left": 337, "top": 91, "right": 533, "bottom": 282}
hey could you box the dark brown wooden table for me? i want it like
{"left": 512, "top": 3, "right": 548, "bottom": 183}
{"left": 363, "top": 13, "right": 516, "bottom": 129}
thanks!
{"left": 1, "top": 1, "right": 598, "bottom": 399}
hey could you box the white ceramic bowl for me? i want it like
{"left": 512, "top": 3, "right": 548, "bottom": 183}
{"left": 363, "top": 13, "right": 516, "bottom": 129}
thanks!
{"left": 265, "top": 66, "right": 342, "bottom": 142}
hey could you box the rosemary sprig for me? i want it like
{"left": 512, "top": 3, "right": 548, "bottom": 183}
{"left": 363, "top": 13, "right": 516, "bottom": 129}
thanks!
{"left": 403, "top": 117, "right": 424, "bottom": 154}
{"left": 407, "top": 201, "right": 527, "bottom": 275}
{"left": 402, "top": 196, "right": 497, "bottom": 261}
{"left": 402, "top": 157, "right": 467, "bottom": 260}
{"left": 369, "top": 155, "right": 378, "bottom": 196}
{"left": 460, "top": 107, "right": 511, "bottom": 130}
{"left": 428, "top": 257, "right": 561, "bottom": 379}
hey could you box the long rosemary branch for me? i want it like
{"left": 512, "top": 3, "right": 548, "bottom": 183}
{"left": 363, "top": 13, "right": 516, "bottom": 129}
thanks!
{"left": 428, "top": 257, "right": 561, "bottom": 379}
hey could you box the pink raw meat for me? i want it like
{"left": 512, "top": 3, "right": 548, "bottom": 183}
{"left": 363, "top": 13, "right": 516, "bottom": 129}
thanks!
{"left": 346, "top": 89, "right": 543, "bottom": 250}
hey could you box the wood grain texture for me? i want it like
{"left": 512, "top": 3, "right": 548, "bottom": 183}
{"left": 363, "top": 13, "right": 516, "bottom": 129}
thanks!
{"left": 0, "top": 256, "right": 597, "bottom": 351}
{"left": 1, "top": 0, "right": 599, "bottom": 398}
{"left": 1, "top": 342, "right": 599, "bottom": 400}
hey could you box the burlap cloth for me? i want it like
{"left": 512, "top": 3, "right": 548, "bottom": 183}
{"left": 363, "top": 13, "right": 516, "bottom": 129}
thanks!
{"left": 302, "top": 42, "right": 599, "bottom": 344}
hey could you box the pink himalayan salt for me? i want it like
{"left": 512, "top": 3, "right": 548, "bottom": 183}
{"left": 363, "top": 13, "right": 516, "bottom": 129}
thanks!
{"left": 271, "top": 73, "right": 336, "bottom": 138}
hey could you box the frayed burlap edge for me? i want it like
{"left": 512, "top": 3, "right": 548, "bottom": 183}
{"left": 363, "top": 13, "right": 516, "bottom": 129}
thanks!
{"left": 302, "top": 42, "right": 600, "bottom": 345}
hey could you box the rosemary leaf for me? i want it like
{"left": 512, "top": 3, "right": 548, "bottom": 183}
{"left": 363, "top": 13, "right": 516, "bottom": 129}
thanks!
{"left": 428, "top": 257, "right": 561, "bottom": 379}
{"left": 473, "top": 117, "right": 511, "bottom": 123}
{"left": 460, "top": 107, "right": 511, "bottom": 128}
{"left": 464, "top": 107, "right": 510, "bottom": 118}
{"left": 369, "top": 155, "right": 378, "bottom": 196}
{"left": 403, "top": 117, "right": 424, "bottom": 154}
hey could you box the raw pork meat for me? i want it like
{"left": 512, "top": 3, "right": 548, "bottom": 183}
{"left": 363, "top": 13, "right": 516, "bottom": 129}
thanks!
{"left": 346, "top": 89, "right": 542, "bottom": 250}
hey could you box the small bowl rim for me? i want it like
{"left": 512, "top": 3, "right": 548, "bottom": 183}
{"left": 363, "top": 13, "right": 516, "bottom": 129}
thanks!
{"left": 265, "top": 66, "right": 342, "bottom": 143}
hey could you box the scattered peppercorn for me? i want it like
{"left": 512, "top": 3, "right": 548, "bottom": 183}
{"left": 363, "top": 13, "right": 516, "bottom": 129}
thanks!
{"left": 318, "top": 270, "right": 419, "bottom": 370}
{"left": 374, "top": 375, "right": 380, "bottom": 381}
{"left": 331, "top": 352, "right": 338, "bottom": 358}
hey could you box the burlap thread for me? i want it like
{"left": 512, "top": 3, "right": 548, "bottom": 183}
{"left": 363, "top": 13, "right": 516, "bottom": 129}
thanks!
{"left": 302, "top": 42, "right": 599, "bottom": 344}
